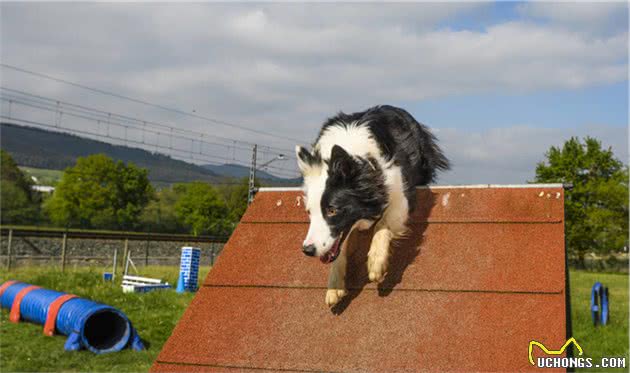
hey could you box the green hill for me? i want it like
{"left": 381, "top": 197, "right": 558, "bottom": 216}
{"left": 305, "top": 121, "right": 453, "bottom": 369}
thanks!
{"left": 0, "top": 122, "right": 299, "bottom": 186}
{"left": 203, "top": 163, "right": 301, "bottom": 183}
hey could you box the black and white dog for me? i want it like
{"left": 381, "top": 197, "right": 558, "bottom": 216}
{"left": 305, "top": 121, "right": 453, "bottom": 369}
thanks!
{"left": 296, "top": 105, "right": 449, "bottom": 306}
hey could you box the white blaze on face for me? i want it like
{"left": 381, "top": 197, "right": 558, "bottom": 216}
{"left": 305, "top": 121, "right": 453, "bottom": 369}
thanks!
{"left": 302, "top": 171, "right": 335, "bottom": 257}
{"left": 296, "top": 123, "right": 379, "bottom": 257}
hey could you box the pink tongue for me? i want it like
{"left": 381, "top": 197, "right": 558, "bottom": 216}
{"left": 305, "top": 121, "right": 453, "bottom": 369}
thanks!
{"left": 320, "top": 239, "right": 339, "bottom": 264}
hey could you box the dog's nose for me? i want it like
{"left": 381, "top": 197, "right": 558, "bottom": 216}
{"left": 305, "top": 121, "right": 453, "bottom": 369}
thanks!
{"left": 302, "top": 244, "right": 316, "bottom": 257}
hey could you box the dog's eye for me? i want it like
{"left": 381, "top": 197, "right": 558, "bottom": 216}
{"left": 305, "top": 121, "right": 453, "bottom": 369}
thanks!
{"left": 326, "top": 207, "right": 337, "bottom": 217}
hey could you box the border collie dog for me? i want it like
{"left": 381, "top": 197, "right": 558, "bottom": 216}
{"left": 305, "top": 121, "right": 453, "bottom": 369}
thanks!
{"left": 296, "top": 105, "right": 449, "bottom": 306}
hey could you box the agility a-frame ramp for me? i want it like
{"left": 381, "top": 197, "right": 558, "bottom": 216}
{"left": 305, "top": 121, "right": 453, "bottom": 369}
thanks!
{"left": 152, "top": 185, "right": 570, "bottom": 372}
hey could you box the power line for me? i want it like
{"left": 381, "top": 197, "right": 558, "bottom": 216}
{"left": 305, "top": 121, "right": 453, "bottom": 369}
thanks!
{"left": 149, "top": 177, "right": 300, "bottom": 187}
{"left": 4, "top": 95, "right": 240, "bottom": 150}
{"left": 1, "top": 87, "right": 298, "bottom": 157}
{"left": 1, "top": 115, "right": 300, "bottom": 178}
{"left": 3, "top": 94, "right": 258, "bottom": 158}
{"left": 0, "top": 83, "right": 301, "bottom": 179}
{"left": 0, "top": 63, "right": 306, "bottom": 144}
{"left": 149, "top": 179, "right": 299, "bottom": 187}
{"left": 0, "top": 90, "right": 298, "bottom": 171}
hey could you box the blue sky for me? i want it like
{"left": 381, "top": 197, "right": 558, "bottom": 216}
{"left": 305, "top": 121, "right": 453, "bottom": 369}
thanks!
{"left": 405, "top": 81, "right": 628, "bottom": 130}
{"left": 1, "top": 2, "right": 628, "bottom": 183}
{"left": 437, "top": 1, "right": 523, "bottom": 31}
{"left": 442, "top": 1, "right": 628, "bottom": 35}
{"left": 416, "top": 2, "right": 628, "bottom": 135}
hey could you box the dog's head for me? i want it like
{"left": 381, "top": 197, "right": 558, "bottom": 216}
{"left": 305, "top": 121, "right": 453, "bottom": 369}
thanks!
{"left": 296, "top": 144, "right": 386, "bottom": 263}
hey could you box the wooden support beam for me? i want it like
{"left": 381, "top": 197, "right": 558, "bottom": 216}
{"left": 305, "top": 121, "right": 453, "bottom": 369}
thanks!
{"left": 60, "top": 233, "right": 68, "bottom": 272}
{"left": 6, "top": 229, "right": 13, "bottom": 271}
{"left": 121, "top": 238, "right": 129, "bottom": 275}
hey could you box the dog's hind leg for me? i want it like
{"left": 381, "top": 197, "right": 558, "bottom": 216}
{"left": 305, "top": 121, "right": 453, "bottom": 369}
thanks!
{"left": 325, "top": 247, "right": 347, "bottom": 307}
{"left": 368, "top": 222, "right": 393, "bottom": 283}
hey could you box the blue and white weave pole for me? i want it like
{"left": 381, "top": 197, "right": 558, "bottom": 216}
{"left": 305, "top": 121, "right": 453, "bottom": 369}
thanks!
{"left": 177, "top": 247, "right": 201, "bottom": 293}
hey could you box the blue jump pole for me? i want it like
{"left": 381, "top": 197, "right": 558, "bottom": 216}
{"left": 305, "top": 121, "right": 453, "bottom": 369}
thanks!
{"left": 590, "top": 281, "right": 609, "bottom": 326}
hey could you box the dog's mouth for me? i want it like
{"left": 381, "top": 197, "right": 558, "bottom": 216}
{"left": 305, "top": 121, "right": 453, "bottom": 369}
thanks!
{"left": 320, "top": 229, "right": 349, "bottom": 264}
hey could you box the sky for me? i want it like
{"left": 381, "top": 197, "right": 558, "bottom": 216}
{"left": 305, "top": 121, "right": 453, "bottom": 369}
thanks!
{"left": 0, "top": 2, "right": 628, "bottom": 184}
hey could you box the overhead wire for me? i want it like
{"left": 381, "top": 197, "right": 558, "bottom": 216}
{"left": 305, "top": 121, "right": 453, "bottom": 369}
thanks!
{"left": 0, "top": 95, "right": 299, "bottom": 176}
{"left": 1, "top": 87, "right": 298, "bottom": 158}
{"left": 1, "top": 114, "right": 300, "bottom": 178}
{"left": 0, "top": 63, "right": 306, "bottom": 144}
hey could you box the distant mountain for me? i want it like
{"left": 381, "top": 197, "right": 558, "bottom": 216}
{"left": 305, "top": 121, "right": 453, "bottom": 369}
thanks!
{"left": 202, "top": 163, "right": 300, "bottom": 184}
{"left": 0, "top": 122, "right": 300, "bottom": 186}
{"left": 0, "top": 122, "right": 219, "bottom": 183}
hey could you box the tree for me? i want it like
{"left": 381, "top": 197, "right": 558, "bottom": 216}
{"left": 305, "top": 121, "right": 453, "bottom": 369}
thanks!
{"left": 45, "top": 154, "right": 153, "bottom": 230}
{"left": 175, "top": 182, "right": 230, "bottom": 236}
{"left": 218, "top": 178, "right": 253, "bottom": 224}
{"left": 534, "top": 137, "right": 628, "bottom": 257}
{"left": 139, "top": 184, "right": 188, "bottom": 233}
{"left": 0, "top": 150, "right": 41, "bottom": 224}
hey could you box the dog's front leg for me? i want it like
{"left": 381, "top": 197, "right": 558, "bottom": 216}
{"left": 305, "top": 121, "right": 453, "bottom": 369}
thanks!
{"left": 325, "top": 247, "right": 347, "bottom": 307}
{"left": 368, "top": 223, "right": 393, "bottom": 283}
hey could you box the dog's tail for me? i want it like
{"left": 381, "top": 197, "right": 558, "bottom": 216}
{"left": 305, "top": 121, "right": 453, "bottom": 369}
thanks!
{"left": 418, "top": 124, "right": 450, "bottom": 184}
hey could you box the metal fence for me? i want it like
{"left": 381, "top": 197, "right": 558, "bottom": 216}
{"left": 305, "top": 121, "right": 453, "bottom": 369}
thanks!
{"left": 1, "top": 226, "right": 228, "bottom": 271}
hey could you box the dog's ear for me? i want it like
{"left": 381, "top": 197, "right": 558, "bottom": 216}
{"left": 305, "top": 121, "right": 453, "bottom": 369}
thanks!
{"left": 329, "top": 145, "right": 356, "bottom": 180}
{"left": 296, "top": 145, "right": 320, "bottom": 176}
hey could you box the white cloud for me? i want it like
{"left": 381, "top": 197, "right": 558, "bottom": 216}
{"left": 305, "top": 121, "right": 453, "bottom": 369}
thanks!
{"left": 0, "top": 2, "right": 627, "bottom": 181}
{"left": 438, "top": 124, "right": 628, "bottom": 184}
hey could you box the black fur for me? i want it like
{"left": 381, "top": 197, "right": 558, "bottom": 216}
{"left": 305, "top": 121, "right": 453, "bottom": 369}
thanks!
{"left": 297, "top": 105, "right": 449, "bottom": 247}
{"left": 297, "top": 146, "right": 322, "bottom": 167}
{"left": 321, "top": 145, "right": 387, "bottom": 238}
{"left": 317, "top": 105, "right": 449, "bottom": 210}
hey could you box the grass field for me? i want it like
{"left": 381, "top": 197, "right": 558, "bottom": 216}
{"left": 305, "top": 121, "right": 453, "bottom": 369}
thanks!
{"left": 19, "top": 167, "right": 63, "bottom": 186}
{"left": 571, "top": 271, "right": 629, "bottom": 372}
{"left": 1, "top": 268, "right": 628, "bottom": 372}
{"left": 0, "top": 266, "right": 208, "bottom": 372}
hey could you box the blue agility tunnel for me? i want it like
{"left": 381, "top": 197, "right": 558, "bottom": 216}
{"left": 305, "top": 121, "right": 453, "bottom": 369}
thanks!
{"left": 0, "top": 280, "right": 144, "bottom": 354}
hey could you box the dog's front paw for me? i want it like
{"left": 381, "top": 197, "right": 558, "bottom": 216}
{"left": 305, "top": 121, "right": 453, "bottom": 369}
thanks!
{"left": 325, "top": 289, "right": 347, "bottom": 307}
{"left": 367, "top": 255, "right": 388, "bottom": 283}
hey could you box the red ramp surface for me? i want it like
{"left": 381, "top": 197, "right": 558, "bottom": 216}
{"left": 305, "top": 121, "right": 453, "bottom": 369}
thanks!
{"left": 153, "top": 185, "right": 569, "bottom": 372}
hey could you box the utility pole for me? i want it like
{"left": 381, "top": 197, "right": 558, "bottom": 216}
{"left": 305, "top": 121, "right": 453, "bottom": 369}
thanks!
{"left": 54, "top": 101, "right": 61, "bottom": 127}
{"left": 247, "top": 144, "right": 258, "bottom": 205}
{"left": 248, "top": 146, "right": 286, "bottom": 205}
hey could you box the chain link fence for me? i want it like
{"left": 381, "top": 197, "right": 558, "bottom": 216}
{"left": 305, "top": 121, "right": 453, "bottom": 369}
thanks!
{"left": 1, "top": 227, "right": 226, "bottom": 272}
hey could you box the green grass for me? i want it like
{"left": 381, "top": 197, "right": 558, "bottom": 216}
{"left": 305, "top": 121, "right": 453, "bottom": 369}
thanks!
{"left": 19, "top": 167, "right": 63, "bottom": 186}
{"left": 0, "top": 268, "right": 627, "bottom": 372}
{"left": 0, "top": 266, "right": 209, "bottom": 372}
{"left": 571, "top": 271, "right": 629, "bottom": 372}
